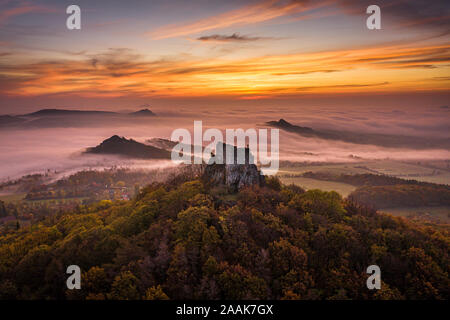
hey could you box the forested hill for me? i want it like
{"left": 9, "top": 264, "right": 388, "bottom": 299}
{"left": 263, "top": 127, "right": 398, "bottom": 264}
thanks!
{"left": 302, "top": 172, "right": 450, "bottom": 188}
{"left": 0, "top": 174, "right": 448, "bottom": 300}
{"left": 302, "top": 172, "right": 450, "bottom": 209}
{"left": 84, "top": 135, "right": 171, "bottom": 159}
{"left": 349, "top": 184, "right": 450, "bottom": 209}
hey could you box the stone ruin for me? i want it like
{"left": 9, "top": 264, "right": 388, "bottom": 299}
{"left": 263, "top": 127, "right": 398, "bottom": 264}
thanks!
{"left": 202, "top": 142, "right": 265, "bottom": 192}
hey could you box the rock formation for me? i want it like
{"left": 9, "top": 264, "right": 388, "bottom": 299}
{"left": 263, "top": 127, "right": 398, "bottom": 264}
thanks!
{"left": 202, "top": 142, "right": 265, "bottom": 192}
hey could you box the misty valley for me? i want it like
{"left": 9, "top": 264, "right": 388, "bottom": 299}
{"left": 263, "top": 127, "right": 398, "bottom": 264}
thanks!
{"left": 1, "top": 108, "right": 449, "bottom": 229}
{"left": 0, "top": 105, "right": 448, "bottom": 301}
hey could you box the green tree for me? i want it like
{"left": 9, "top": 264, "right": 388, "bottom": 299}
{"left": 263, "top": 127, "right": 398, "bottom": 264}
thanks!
{"left": 108, "top": 271, "right": 141, "bottom": 300}
{"left": 144, "top": 285, "right": 169, "bottom": 300}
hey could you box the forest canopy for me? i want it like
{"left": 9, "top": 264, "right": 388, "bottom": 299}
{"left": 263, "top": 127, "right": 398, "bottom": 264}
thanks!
{"left": 0, "top": 174, "right": 448, "bottom": 300}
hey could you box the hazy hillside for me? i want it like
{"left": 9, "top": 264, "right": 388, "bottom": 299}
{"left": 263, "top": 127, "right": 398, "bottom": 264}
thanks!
{"left": 84, "top": 135, "right": 171, "bottom": 159}
{"left": 0, "top": 108, "right": 158, "bottom": 129}
{"left": 349, "top": 185, "right": 450, "bottom": 209}
{"left": 301, "top": 172, "right": 450, "bottom": 188}
{"left": 298, "top": 172, "right": 450, "bottom": 209}
{"left": 129, "top": 109, "right": 156, "bottom": 117}
{"left": 267, "top": 119, "right": 450, "bottom": 149}
{"left": 24, "top": 109, "right": 117, "bottom": 117}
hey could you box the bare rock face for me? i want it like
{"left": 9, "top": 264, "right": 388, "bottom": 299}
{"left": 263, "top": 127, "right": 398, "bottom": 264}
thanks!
{"left": 203, "top": 163, "right": 265, "bottom": 192}
{"left": 202, "top": 143, "right": 265, "bottom": 192}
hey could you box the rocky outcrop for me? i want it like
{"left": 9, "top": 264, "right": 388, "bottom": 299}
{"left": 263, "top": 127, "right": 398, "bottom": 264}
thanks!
{"left": 202, "top": 142, "right": 265, "bottom": 192}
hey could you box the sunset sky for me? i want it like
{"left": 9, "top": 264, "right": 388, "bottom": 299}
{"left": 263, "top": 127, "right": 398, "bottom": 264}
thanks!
{"left": 0, "top": 0, "right": 449, "bottom": 113}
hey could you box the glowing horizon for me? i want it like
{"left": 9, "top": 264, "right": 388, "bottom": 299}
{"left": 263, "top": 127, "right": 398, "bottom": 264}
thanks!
{"left": 0, "top": 0, "right": 449, "bottom": 112}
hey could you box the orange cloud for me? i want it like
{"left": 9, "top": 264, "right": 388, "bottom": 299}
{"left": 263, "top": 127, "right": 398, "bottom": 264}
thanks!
{"left": 0, "top": 3, "right": 55, "bottom": 24}
{"left": 1, "top": 43, "right": 449, "bottom": 98}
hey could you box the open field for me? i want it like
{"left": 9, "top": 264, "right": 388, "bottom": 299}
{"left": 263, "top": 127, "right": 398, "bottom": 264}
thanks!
{"left": 380, "top": 206, "right": 450, "bottom": 224}
{"left": 279, "top": 176, "right": 356, "bottom": 197}
{"left": 25, "top": 197, "right": 88, "bottom": 204}
{"left": 278, "top": 159, "right": 450, "bottom": 222}
{"left": 0, "top": 192, "right": 26, "bottom": 202}
{"left": 279, "top": 159, "right": 450, "bottom": 185}
{"left": 0, "top": 192, "right": 87, "bottom": 204}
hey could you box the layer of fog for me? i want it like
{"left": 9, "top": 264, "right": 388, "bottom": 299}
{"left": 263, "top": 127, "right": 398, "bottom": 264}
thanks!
{"left": 0, "top": 104, "right": 448, "bottom": 181}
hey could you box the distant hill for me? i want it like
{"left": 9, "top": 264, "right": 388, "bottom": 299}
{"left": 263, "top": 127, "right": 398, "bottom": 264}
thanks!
{"left": 349, "top": 184, "right": 450, "bottom": 209}
{"left": 266, "top": 119, "right": 315, "bottom": 135}
{"left": 267, "top": 119, "right": 450, "bottom": 149}
{"left": 0, "top": 108, "right": 158, "bottom": 128}
{"left": 0, "top": 115, "right": 27, "bottom": 126}
{"left": 301, "top": 171, "right": 450, "bottom": 209}
{"left": 302, "top": 172, "right": 450, "bottom": 188}
{"left": 129, "top": 108, "right": 156, "bottom": 117}
{"left": 85, "top": 135, "right": 171, "bottom": 159}
{"left": 146, "top": 138, "right": 178, "bottom": 150}
{"left": 23, "top": 108, "right": 157, "bottom": 117}
{"left": 24, "top": 109, "right": 117, "bottom": 117}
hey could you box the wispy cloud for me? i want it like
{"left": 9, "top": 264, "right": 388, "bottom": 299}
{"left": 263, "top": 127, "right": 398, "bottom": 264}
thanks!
{"left": 196, "top": 33, "right": 272, "bottom": 43}
{"left": 150, "top": 0, "right": 450, "bottom": 40}
{"left": 0, "top": 1, "right": 56, "bottom": 24}
{"left": 149, "top": 0, "right": 320, "bottom": 39}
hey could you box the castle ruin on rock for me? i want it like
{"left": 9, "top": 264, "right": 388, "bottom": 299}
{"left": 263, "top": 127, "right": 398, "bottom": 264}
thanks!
{"left": 202, "top": 142, "right": 265, "bottom": 192}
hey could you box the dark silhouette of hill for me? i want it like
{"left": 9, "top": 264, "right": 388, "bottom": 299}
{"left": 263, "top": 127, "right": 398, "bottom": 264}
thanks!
{"left": 0, "top": 108, "right": 158, "bottom": 128}
{"left": 84, "top": 135, "right": 171, "bottom": 159}
{"left": 24, "top": 109, "right": 117, "bottom": 117}
{"left": 129, "top": 108, "right": 155, "bottom": 117}
{"left": 0, "top": 115, "right": 27, "bottom": 126}
{"left": 267, "top": 119, "right": 450, "bottom": 149}
{"left": 24, "top": 108, "right": 157, "bottom": 117}
{"left": 267, "top": 118, "right": 316, "bottom": 135}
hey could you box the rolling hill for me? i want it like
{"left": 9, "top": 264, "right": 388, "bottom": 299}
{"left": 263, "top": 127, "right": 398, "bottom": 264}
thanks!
{"left": 267, "top": 119, "right": 450, "bottom": 149}
{"left": 84, "top": 135, "right": 171, "bottom": 159}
